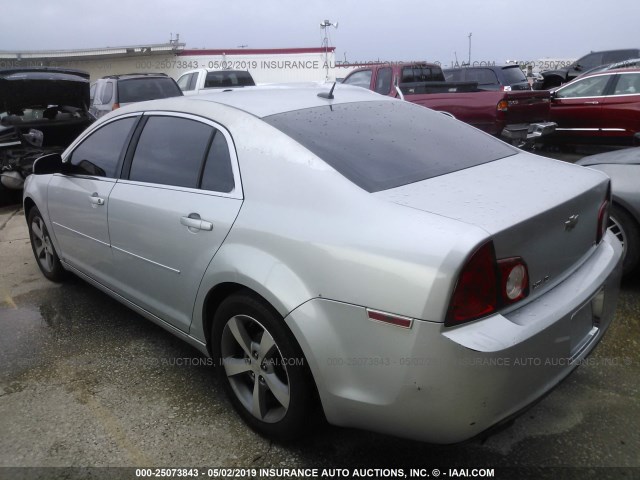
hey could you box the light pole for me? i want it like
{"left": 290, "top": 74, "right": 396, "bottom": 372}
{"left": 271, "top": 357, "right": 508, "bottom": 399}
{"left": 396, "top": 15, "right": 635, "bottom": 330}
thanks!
{"left": 468, "top": 32, "right": 472, "bottom": 66}
{"left": 320, "top": 19, "right": 338, "bottom": 81}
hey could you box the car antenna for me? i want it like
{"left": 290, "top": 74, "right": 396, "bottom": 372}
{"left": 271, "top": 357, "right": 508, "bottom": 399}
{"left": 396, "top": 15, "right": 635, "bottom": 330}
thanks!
{"left": 318, "top": 82, "right": 336, "bottom": 99}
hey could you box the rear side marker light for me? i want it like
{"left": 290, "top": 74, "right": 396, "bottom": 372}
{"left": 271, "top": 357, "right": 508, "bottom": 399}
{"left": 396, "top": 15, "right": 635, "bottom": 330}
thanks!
{"left": 596, "top": 182, "right": 612, "bottom": 244}
{"left": 497, "top": 100, "right": 509, "bottom": 112}
{"left": 367, "top": 309, "right": 413, "bottom": 329}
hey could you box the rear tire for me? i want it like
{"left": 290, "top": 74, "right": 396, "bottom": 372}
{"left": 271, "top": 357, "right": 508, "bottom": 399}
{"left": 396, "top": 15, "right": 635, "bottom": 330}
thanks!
{"left": 28, "top": 207, "right": 67, "bottom": 282}
{"left": 212, "top": 292, "right": 316, "bottom": 441}
{"left": 608, "top": 204, "right": 640, "bottom": 276}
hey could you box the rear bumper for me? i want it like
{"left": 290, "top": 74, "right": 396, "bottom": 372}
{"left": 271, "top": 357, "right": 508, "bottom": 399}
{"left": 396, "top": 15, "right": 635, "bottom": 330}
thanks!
{"left": 285, "top": 232, "right": 622, "bottom": 443}
{"left": 501, "top": 121, "right": 557, "bottom": 143}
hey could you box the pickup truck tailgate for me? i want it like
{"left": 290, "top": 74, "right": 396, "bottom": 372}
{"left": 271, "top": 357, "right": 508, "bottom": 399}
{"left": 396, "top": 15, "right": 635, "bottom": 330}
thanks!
{"left": 501, "top": 90, "right": 551, "bottom": 124}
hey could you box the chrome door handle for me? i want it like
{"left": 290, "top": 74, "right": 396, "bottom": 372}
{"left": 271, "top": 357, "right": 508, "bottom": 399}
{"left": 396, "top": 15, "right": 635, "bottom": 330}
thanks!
{"left": 89, "top": 195, "right": 105, "bottom": 206}
{"left": 181, "top": 214, "right": 213, "bottom": 231}
{"left": 584, "top": 101, "right": 599, "bottom": 105}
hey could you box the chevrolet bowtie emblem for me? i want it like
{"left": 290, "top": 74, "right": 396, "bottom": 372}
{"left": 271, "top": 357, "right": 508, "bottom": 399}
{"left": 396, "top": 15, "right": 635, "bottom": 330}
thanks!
{"left": 565, "top": 214, "right": 580, "bottom": 231}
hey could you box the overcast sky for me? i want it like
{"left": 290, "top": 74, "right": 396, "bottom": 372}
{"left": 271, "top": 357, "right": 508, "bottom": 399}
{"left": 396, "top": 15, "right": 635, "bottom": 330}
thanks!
{"left": 2, "top": 0, "right": 639, "bottom": 64}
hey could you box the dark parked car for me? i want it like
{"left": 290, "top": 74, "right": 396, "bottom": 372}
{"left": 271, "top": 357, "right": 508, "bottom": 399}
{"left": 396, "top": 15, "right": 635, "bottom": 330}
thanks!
{"left": 577, "top": 147, "right": 640, "bottom": 275}
{"left": 90, "top": 73, "right": 183, "bottom": 118}
{"left": 535, "top": 49, "right": 640, "bottom": 90}
{"left": 0, "top": 67, "right": 94, "bottom": 204}
{"left": 548, "top": 68, "right": 640, "bottom": 146}
{"left": 444, "top": 65, "right": 531, "bottom": 91}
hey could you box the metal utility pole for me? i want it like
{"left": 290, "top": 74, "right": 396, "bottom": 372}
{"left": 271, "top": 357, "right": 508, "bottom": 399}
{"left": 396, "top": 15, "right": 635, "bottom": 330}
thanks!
{"left": 468, "top": 32, "right": 472, "bottom": 66}
{"left": 320, "top": 19, "right": 338, "bottom": 81}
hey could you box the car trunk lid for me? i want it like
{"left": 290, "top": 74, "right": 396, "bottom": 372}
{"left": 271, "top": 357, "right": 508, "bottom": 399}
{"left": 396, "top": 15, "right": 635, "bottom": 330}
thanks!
{"left": 374, "top": 153, "right": 610, "bottom": 299}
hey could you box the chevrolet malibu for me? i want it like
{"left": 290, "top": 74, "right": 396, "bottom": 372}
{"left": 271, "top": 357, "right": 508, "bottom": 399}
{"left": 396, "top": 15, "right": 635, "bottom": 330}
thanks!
{"left": 23, "top": 84, "right": 622, "bottom": 443}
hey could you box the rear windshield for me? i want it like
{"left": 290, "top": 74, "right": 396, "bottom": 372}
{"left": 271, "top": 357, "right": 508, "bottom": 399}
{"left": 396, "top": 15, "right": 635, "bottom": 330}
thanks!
{"left": 401, "top": 66, "right": 444, "bottom": 83}
{"left": 205, "top": 71, "right": 255, "bottom": 88}
{"left": 501, "top": 66, "right": 527, "bottom": 85}
{"left": 118, "top": 78, "right": 182, "bottom": 103}
{"left": 264, "top": 101, "right": 516, "bottom": 192}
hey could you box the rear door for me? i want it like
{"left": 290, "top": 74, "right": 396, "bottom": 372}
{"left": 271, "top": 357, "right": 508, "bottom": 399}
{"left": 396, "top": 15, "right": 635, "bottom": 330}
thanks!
{"left": 106, "top": 113, "right": 243, "bottom": 332}
{"left": 550, "top": 73, "right": 614, "bottom": 136}
{"left": 599, "top": 72, "right": 640, "bottom": 139}
{"left": 48, "top": 115, "right": 139, "bottom": 282}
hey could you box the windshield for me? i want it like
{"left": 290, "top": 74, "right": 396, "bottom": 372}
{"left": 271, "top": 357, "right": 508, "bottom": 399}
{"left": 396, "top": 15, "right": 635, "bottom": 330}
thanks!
{"left": 264, "top": 101, "right": 516, "bottom": 193}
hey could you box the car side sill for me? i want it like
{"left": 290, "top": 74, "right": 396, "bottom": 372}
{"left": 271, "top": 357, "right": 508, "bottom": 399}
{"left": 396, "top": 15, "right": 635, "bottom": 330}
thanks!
{"left": 62, "top": 261, "right": 210, "bottom": 357}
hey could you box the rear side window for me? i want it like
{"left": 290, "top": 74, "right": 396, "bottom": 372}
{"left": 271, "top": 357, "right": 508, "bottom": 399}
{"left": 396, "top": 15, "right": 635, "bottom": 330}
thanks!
{"left": 444, "top": 69, "right": 463, "bottom": 81}
{"left": 100, "top": 82, "right": 114, "bottom": 104}
{"left": 374, "top": 67, "right": 393, "bottom": 94}
{"left": 129, "top": 116, "right": 212, "bottom": 188}
{"left": 613, "top": 73, "right": 640, "bottom": 95}
{"left": 118, "top": 78, "right": 182, "bottom": 103}
{"left": 69, "top": 117, "right": 137, "bottom": 177}
{"left": 264, "top": 101, "right": 516, "bottom": 193}
{"left": 466, "top": 69, "right": 498, "bottom": 86}
{"left": 603, "top": 50, "right": 639, "bottom": 64}
{"left": 201, "top": 132, "right": 235, "bottom": 193}
{"left": 501, "top": 66, "right": 527, "bottom": 85}
{"left": 177, "top": 73, "right": 194, "bottom": 91}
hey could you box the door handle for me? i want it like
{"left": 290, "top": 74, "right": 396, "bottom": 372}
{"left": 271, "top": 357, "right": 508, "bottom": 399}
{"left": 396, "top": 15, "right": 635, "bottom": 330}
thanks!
{"left": 89, "top": 194, "right": 105, "bottom": 206}
{"left": 180, "top": 214, "right": 213, "bottom": 232}
{"left": 583, "top": 101, "right": 600, "bottom": 105}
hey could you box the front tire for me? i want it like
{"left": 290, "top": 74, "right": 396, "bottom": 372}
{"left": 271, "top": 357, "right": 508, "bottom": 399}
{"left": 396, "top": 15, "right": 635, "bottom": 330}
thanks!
{"left": 212, "top": 292, "right": 316, "bottom": 441}
{"left": 28, "top": 207, "right": 67, "bottom": 282}
{"left": 608, "top": 204, "right": 640, "bottom": 276}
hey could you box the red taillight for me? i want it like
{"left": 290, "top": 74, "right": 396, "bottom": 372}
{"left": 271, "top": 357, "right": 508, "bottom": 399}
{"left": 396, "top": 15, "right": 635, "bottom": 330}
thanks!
{"left": 446, "top": 242, "right": 498, "bottom": 326}
{"left": 497, "top": 100, "right": 509, "bottom": 112}
{"left": 446, "top": 242, "right": 530, "bottom": 327}
{"left": 596, "top": 183, "right": 611, "bottom": 244}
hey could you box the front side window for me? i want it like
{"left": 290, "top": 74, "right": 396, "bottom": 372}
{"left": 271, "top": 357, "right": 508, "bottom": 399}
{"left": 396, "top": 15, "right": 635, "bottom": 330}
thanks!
{"left": 69, "top": 117, "right": 137, "bottom": 177}
{"left": 343, "top": 70, "right": 373, "bottom": 89}
{"left": 129, "top": 116, "right": 212, "bottom": 188}
{"left": 556, "top": 75, "right": 611, "bottom": 98}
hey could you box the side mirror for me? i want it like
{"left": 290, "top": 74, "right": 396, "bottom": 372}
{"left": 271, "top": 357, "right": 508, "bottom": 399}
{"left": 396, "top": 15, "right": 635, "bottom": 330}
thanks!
{"left": 549, "top": 90, "right": 557, "bottom": 100}
{"left": 574, "top": 64, "right": 583, "bottom": 71}
{"left": 32, "top": 153, "right": 67, "bottom": 175}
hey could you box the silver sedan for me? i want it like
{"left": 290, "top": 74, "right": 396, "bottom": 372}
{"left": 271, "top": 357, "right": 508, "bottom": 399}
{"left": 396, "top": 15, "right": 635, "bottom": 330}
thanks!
{"left": 23, "top": 84, "right": 623, "bottom": 444}
{"left": 577, "top": 147, "right": 640, "bottom": 276}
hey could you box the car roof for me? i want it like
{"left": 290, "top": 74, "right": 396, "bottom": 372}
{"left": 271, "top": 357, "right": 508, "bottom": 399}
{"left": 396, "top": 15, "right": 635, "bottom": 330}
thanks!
{"left": 101, "top": 73, "right": 170, "bottom": 80}
{"left": 179, "top": 83, "right": 393, "bottom": 118}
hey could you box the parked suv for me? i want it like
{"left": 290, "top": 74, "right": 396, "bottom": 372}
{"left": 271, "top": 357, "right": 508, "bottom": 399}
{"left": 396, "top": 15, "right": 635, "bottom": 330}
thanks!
{"left": 535, "top": 49, "right": 640, "bottom": 90}
{"left": 90, "top": 73, "right": 182, "bottom": 118}
{"left": 443, "top": 65, "right": 531, "bottom": 91}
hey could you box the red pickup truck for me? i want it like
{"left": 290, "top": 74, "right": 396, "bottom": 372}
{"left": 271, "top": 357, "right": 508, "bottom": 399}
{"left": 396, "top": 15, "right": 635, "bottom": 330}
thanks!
{"left": 343, "top": 62, "right": 556, "bottom": 145}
